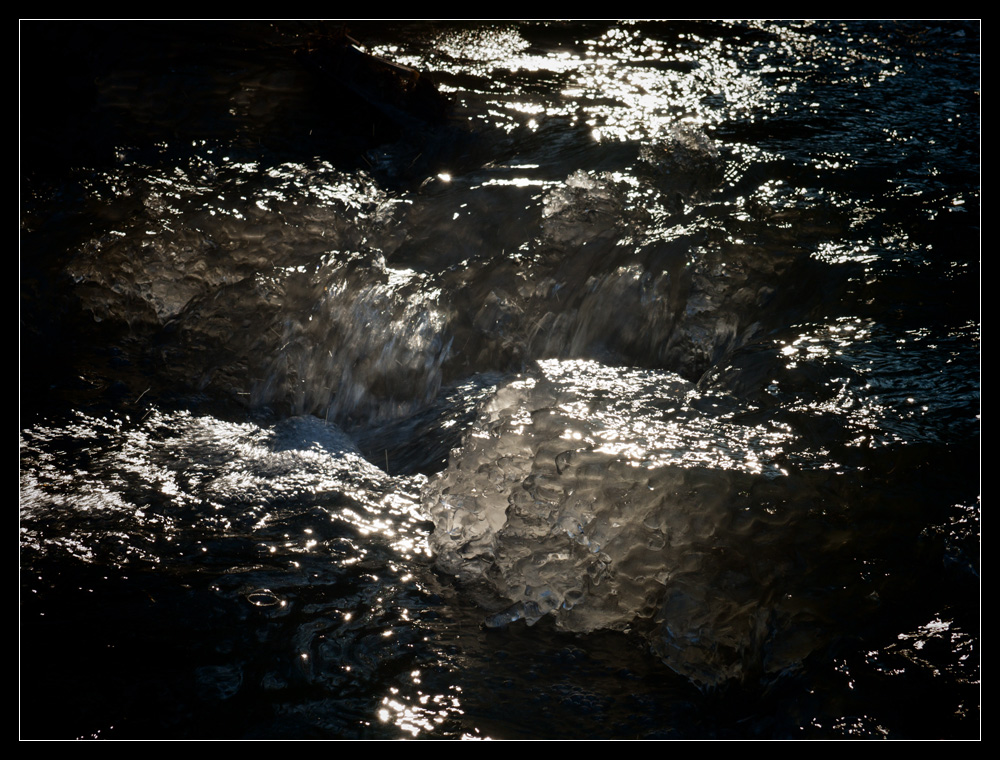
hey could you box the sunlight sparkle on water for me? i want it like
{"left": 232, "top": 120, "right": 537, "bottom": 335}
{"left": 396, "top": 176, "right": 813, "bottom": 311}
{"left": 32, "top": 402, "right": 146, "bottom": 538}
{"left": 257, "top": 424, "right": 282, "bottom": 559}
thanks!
{"left": 377, "top": 683, "right": 465, "bottom": 738}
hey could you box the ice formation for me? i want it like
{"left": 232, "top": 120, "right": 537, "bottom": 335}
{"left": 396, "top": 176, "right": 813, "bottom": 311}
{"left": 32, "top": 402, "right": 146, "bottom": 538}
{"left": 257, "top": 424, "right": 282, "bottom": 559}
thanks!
{"left": 423, "top": 358, "right": 828, "bottom": 688}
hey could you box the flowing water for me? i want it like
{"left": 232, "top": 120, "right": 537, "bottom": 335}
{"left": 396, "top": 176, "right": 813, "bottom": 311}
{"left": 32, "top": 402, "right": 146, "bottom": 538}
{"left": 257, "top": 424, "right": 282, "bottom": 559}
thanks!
{"left": 20, "top": 20, "right": 979, "bottom": 739}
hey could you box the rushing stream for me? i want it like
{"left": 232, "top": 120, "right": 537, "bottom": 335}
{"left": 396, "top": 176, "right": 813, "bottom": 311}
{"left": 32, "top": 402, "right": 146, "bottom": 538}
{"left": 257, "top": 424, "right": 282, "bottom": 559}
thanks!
{"left": 20, "top": 21, "right": 979, "bottom": 739}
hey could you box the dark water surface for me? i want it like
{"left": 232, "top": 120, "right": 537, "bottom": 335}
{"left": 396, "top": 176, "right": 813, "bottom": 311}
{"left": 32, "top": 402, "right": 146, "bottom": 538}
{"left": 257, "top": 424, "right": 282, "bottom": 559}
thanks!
{"left": 20, "top": 21, "right": 979, "bottom": 739}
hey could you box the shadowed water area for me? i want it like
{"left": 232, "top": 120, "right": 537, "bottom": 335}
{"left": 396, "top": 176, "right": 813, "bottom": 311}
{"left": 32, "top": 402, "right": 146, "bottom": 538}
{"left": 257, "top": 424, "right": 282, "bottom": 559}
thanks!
{"left": 20, "top": 20, "right": 979, "bottom": 739}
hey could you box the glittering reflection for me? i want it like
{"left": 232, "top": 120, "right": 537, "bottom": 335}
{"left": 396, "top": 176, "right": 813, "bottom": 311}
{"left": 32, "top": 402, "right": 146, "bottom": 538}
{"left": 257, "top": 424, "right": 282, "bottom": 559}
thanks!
{"left": 429, "top": 26, "right": 530, "bottom": 66}
{"left": 372, "top": 25, "right": 585, "bottom": 132}
{"left": 811, "top": 240, "right": 880, "bottom": 265}
{"left": 372, "top": 21, "right": 785, "bottom": 141}
{"left": 531, "top": 358, "right": 796, "bottom": 477}
{"left": 704, "top": 316, "right": 979, "bottom": 452}
{"left": 68, "top": 155, "right": 399, "bottom": 325}
{"left": 377, "top": 677, "right": 466, "bottom": 738}
{"left": 886, "top": 615, "right": 979, "bottom": 684}
{"left": 20, "top": 408, "right": 429, "bottom": 569}
{"left": 577, "top": 24, "right": 775, "bottom": 141}
{"left": 375, "top": 25, "right": 532, "bottom": 73}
